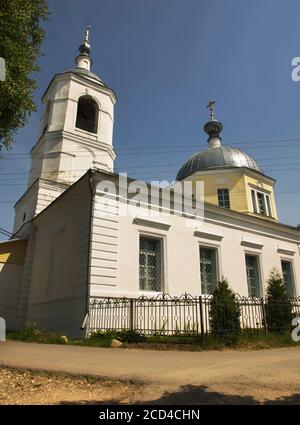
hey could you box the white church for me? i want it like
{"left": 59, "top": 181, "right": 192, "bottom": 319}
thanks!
{"left": 0, "top": 29, "right": 300, "bottom": 338}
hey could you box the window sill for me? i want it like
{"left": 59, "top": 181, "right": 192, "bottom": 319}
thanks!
{"left": 74, "top": 127, "right": 98, "bottom": 138}
{"left": 251, "top": 212, "right": 276, "bottom": 220}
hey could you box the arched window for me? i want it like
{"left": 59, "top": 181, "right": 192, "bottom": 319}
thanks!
{"left": 75, "top": 95, "right": 98, "bottom": 134}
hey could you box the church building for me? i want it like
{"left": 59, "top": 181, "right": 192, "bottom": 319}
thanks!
{"left": 0, "top": 30, "right": 299, "bottom": 338}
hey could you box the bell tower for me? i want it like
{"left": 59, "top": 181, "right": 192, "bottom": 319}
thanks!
{"left": 13, "top": 27, "right": 117, "bottom": 234}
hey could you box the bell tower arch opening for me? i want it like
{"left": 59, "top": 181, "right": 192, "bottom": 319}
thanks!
{"left": 75, "top": 95, "right": 98, "bottom": 134}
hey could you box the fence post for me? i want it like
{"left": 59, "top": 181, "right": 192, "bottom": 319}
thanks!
{"left": 261, "top": 297, "right": 268, "bottom": 334}
{"left": 199, "top": 296, "right": 205, "bottom": 343}
{"left": 130, "top": 298, "right": 134, "bottom": 331}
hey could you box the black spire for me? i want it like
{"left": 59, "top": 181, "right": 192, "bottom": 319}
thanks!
{"left": 203, "top": 100, "right": 223, "bottom": 145}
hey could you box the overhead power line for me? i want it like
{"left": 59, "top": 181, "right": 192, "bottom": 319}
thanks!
{"left": 0, "top": 227, "right": 19, "bottom": 239}
{"left": 1, "top": 158, "right": 300, "bottom": 180}
{"left": 2, "top": 137, "right": 300, "bottom": 157}
{"left": 3, "top": 152, "right": 300, "bottom": 162}
{"left": 2, "top": 135, "right": 300, "bottom": 152}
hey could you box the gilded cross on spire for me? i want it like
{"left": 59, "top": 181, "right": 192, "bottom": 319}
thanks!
{"left": 84, "top": 25, "right": 92, "bottom": 47}
{"left": 207, "top": 100, "right": 216, "bottom": 121}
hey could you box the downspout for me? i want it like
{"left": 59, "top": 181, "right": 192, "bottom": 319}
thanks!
{"left": 81, "top": 169, "right": 96, "bottom": 335}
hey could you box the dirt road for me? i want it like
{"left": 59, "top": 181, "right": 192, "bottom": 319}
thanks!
{"left": 1, "top": 341, "right": 300, "bottom": 404}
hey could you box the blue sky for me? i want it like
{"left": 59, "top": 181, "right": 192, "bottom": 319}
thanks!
{"left": 1, "top": 0, "right": 300, "bottom": 240}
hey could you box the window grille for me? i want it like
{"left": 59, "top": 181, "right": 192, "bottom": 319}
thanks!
{"left": 266, "top": 195, "right": 272, "bottom": 217}
{"left": 139, "top": 237, "right": 162, "bottom": 291}
{"left": 245, "top": 254, "right": 261, "bottom": 297}
{"left": 217, "top": 188, "right": 230, "bottom": 208}
{"left": 251, "top": 189, "right": 272, "bottom": 217}
{"left": 281, "top": 260, "right": 295, "bottom": 297}
{"left": 256, "top": 192, "right": 266, "bottom": 215}
{"left": 251, "top": 189, "right": 258, "bottom": 213}
{"left": 200, "top": 247, "right": 218, "bottom": 295}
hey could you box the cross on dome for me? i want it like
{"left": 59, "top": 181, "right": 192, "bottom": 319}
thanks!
{"left": 207, "top": 99, "right": 216, "bottom": 121}
{"left": 84, "top": 25, "right": 92, "bottom": 48}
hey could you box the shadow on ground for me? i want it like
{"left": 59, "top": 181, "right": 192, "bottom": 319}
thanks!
{"left": 60, "top": 385, "right": 300, "bottom": 405}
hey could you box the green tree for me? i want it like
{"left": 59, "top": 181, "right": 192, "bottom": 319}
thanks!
{"left": 265, "top": 268, "right": 294, "bottom": 333}
{"left": 0, "top": 0, "right": 48, "bottom": 150}
{"left": 210, "top": 278, "right": 241, "bottom": 344}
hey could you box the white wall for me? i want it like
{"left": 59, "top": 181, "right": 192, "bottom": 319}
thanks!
{"left": 88, "top": 191, "right": 120, "bottom": 298}
{"left": 13, "top": 179, "right": 68, "bottom": 234}
{"left": 89, "top": 187, "right": 300, "bottom": 299}
{"left": 26, "top": 174, "right": 92, "bottom": 338}
{"left": 14, "top": 171, "right": 300, "bottom": 338}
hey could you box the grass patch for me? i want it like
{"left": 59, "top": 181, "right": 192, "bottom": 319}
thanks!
{"left": 234, "top": 331, "right": 300, "bottom": 350}
{"left": 88, "top": 330, "right": 146, "bottom": 343}
{"left": 202, "top": 331, "right": 300, "bottom": 350}
{"left": 7, "top": 323, "right": 300, "bottom": 351}
{"left": 146, "top": 335, "right": 202, "bottom": 345}
{"left": 71, "top": 330, "right": 145, "bottom": 347}
{"left": 7, "top": 324, "right": 145, "bottom": 348}
{"left": 70, "top": 338, "right": 113, "bottom": 348}
{"left": 131, "top": 331, "right": 300, "bottom": 351}
{"left": 7, "top": 322, "right": 68, "bottom": 345}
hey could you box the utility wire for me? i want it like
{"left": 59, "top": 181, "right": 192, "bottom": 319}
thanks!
{"left": 0, "top": 161, "right": 300, "bottom": 180}
{"left": 2, "top": 138, "right": 300, "bottom": 158}
{"left": 2, "top": 136, "right": 300, "bottom": 156}
{"left": 2, "top": 150, "right": 300, "bottom": 177}
{"left": 0, "top": 227, "right": 19, "bottom": 239}
{"left": 3, "top": 153, "right": 300, "bottom": 163}
{"left": 0, "top": 228, "right": 11, "bottom": 237}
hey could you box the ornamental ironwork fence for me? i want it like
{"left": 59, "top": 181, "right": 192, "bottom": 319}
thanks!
{"left": 87, "top": 293, "right": 300, "bottom": 337}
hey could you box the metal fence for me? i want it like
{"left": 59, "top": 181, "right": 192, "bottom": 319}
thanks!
{"left": 87, "top": 293, "right": 300, "bottom": 337}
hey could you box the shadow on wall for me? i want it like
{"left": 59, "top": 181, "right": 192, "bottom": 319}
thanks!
{"left": 0, "top": 239, "right": 27, "bottom": 330}
{"left": 59, "top": 384, "right": 300, "bottom": 405}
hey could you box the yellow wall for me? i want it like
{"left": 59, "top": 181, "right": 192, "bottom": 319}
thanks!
{"left": 0, "top": 240, "right": 27, "bottom": 265}
{"left": 191, "top": 169, "right": 278, "bottom": 221}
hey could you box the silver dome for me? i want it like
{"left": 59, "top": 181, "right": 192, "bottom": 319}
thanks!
{"left": 176, "top": 146, "right": 263, "bottom": 181}
{"left": 64, "top": 68, "right": 105, "bottom": 85}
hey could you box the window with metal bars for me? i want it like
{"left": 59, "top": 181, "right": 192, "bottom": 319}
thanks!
{"left": 281, "top": 260, "right": 295, "bottom": 297}
{"left": 266, "top": 195, "right": 272, "bottom": 217}
{"left": 139, "top": 237, "right": 162, "bottom": 291}
{"left": 245, "top": 254, "right": 261, "bottom": 297}
{"left": 256, "top": 192, "right": 266, "bottom": 215}
{"left": 217, "top": 188, "right": 230, "bottom": 208}
{"left": 251, "top": 190, "right": 257, "bottom": 213}
{"left": 200, "top": 247, "right": 218, "bottom": 295}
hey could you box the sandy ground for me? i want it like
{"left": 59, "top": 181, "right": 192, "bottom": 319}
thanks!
{"left": 1, "top": 341, "right": 300, "bottom": 404}
{"left": 0, "top": 368, "right": 142, "bottom": 405}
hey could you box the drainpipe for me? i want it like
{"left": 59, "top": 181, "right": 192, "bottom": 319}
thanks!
{"left": 81, "top": 169, "right": 96, "bottom": 335}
